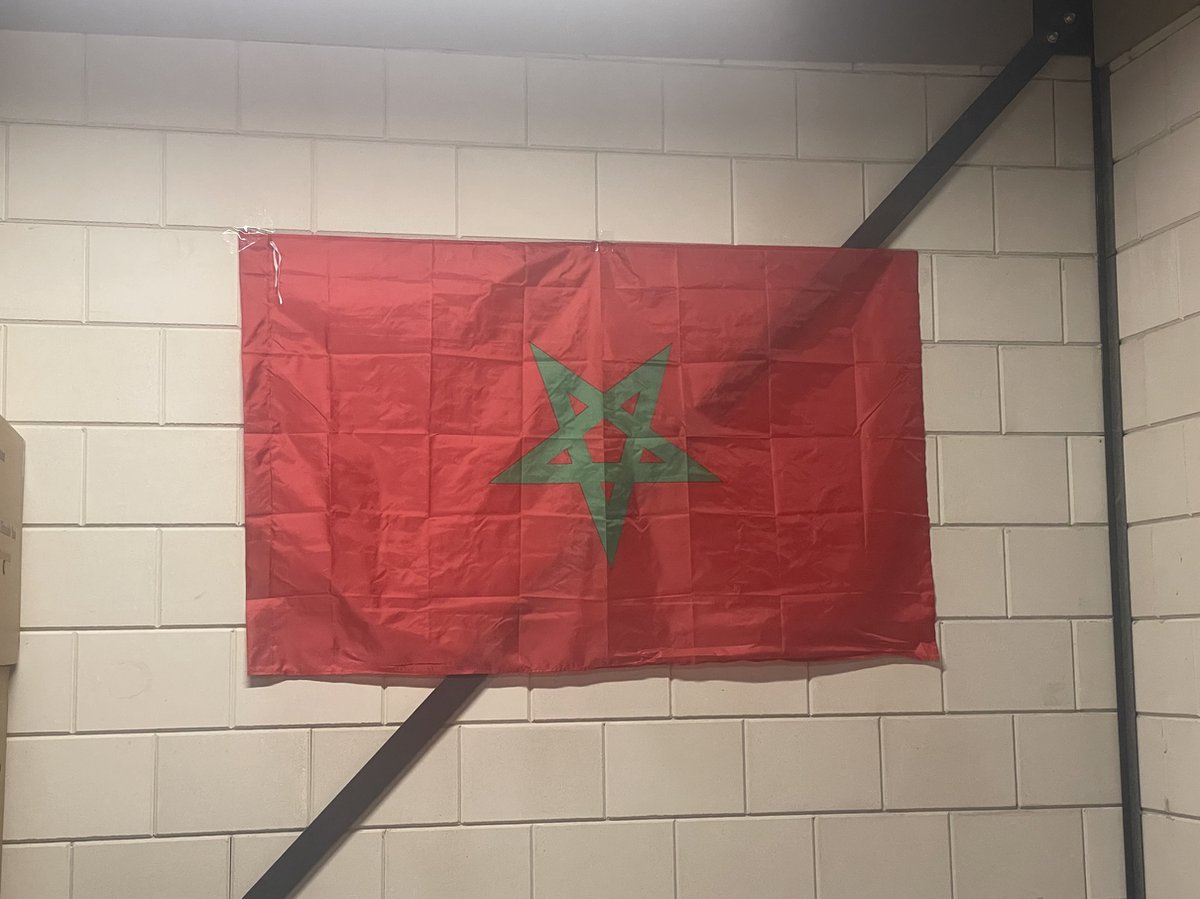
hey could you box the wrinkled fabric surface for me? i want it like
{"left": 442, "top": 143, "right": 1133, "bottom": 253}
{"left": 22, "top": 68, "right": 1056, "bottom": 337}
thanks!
{"left": 241, "top": 235, "right": 937, "bottom": 675}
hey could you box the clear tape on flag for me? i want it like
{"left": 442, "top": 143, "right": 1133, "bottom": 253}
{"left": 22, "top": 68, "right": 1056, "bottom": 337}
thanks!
{"left": 228, "top": 228, "right": 285, "bottom": 304}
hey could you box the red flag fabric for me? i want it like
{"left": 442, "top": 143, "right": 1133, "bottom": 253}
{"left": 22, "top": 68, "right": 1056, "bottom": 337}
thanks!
{"left": 241, "top": 235, "right": 937, "bottom": 676}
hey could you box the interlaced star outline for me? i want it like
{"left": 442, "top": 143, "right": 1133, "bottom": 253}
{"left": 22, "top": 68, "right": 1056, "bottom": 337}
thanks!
{"left": 493, "top": 344, "right": 718, "bottom": 564}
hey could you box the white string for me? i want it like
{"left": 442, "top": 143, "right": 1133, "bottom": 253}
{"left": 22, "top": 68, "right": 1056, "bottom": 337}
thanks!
{"left": 226, "top": 228, "right": 285, "bottom": 304}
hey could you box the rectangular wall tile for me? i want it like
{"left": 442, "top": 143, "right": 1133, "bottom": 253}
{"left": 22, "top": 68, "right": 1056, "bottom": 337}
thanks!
{"left": 0, "top": 843, "right": 72, "bottom": 899}
{"left": 994, "top": 167, "right": 1096, "bottom": 254}
{"left": 1068, "top": 436, "right": 1109, "bottom": 524}
{"left": 929, "top": 527, "right": 1007, "bottom": 617}
{"left": 927, "top": 76, "right": 1054, "bottom": 166}
{"left": 1015, "top": 712, "right": 1120, "bottom": 806}
{"left": 312, "top": 727, "right": 457, "bottom": 827}
{"left": 598, "top": 153, "right": 731, "bottom": 243}
{"left": 1142, "top": 316, "right": 1200, "bottom": 424}
{"left": 315, "top": 141, "right": 455, "bottom": 235}
{"left": 934, "top": 254, "right": 1062, "bottom": 342}
{"left": 8, "top": 125, "right": 160, "bottom": 224}
{"left": 746, "top": 718, "right": 880, "bottom": 812}
{"left": 796, "top": 71, "right": 925, "bottom": 161}
{"left": 531, "top": 667, "right": 669, "bottom": 720}
{"left": 458, "top": 147, "right": 595, "bottom": 240}
{"left": 15, "top": 426, "right": 84, "bottom": 524}
{"left": 0, "top": 31, "right": 84, "bottom": 122}
{"left": 86, "top": 35, "right": 237, "bottom": 130}
{"left": 85, "top": 427, "right": 241, "bottom": 524}
{"left": 1124, "top": 422, "right": 1195, "bottom": 523}
{"left": 1134, "top": 116, "right": 1200, "bottom": 236}
{"left": 239, "top": 42, "right": 384, "bottom": 137}
{"left": 387, "top": 51, "right": 524, "bottom": 144}
{"left": 1110, "top": 49, "right": 1169, "bottom": 158}
{"left": 921, "top": 344, "right": 999, "bottom": 432}
{"left": 0, "top": 223, "right": 85, "bottom": 321}
{"left": 1165, "top": 18, "right": 1200, "bottom": 126}
{"left": 733, "top": 159, "right": 863, "bottom": 246}
{"left": 951, "top": 810, "right": 1085, "bottom": 899}
{"left": 1115, "top": 227, "right": 1182, "bottom": 338}
{"left": 234, "top": 634, "right": 381, "bottom": 726}
{"left": 1000, "top": 346, "right": 1103, "bottom": 434}
{"left": 164, "top": 328, "right": 242, "bottom": 424}
{"left": 815, "top": 813, "right": 952, "bottom": 899}
{"left": 157, "top": 730, "right": 309, "bottom": 833}
{"left": 1055, "top": 81, "right": 1094, "bottom": 167}
{"left": 7, "top": 632, "right": 74, "bottom": 734}
{"left": 386, "top": 826, "right": 530, "bottom": 899}
{"left": 76, "top": 630, "right": 232, "bottom": 731}
{"left": 235, "top": 832, "right": 380, "bottom": 899}
{"left": 7, "top": 325, "right": 159, "bottom": 423}
{"left": 809, "top": 659, "right": 942, "bottom": 714}
{"left": 5, "top": 735, "right": 154, "bottom": 839}
{"left": 1006, "top": 526, "right": 1111, "bottom": 617}
{"left": 1130, "top": 517, "right": 1200, "bottom": 617}
{"left": 866, "top": 165, "right": 994, "bottom": 252}
{"left": 1144, "top": 813, "right": 1200, "bottom": 899}
{"left": 160, "top": 527, "right": 246, "bottom": 625}
{"left": 606, "top": 720, "right": 744, "bottom": 817}
{"left": 163, "top": 133, "right": 311, "bottom": 229}
{"left": 528, "top": 58, "right": 661, "bottom": 150}
{"left": 676, "top": 817, "right": 814, "bottom": 899}
{"left": 942, "top": 619, "right": 1075, "bottom": 710}
{"left": 1082, "top": 807, "right": 1125, "bottom": 899}
{"left": 1132, "top": 620, "right": 1200, "bottom": 715}
{"left": 1062, "top": 257, "right": 1101, "bottom": 343}
{"left": 533, "top": 821, "right": 673, "bottom": 899}
{"left": 72, "top": 837, "right": 231, "bottom": 899}
{"left": 461, "top": 723, "right": 603, "bottom": 822}
{"left": 88, "top": 227, "right": 238, "bottom": 326}
{"left": 22, "top": 527, "right": 157, "bottom": 626}
{"left": 1074, "top": 619, "right": 1118, "bottom": 711}
{"left": 939, "top": 436, "right": 1069, "bottom": 524}
{"left": 670, "top": 663, "right": 807, "bottom": 717}
{"left": 665, "top": 65, "right": 795, "bottom": 156}
{"left": 881, "top": 716, "right": 1015, "bottom": 810}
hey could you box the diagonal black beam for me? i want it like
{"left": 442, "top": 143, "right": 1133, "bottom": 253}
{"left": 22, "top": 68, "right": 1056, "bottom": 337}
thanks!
{"left": 245, "top": 15, "right": 1082, "bottom": 899}
{"left": 845, "top": 33, "right": 1058, "bottom": 249}
{"left": 243, "top": 674, "right": 485, "bottom": 899}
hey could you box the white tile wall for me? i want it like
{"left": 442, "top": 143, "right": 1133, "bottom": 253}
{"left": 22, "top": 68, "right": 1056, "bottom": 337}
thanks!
{"left": 951, "top": 810, "right": 1086, "bottom": 899}
{"left": 8, "top": 126, "right": 162, "bottom": 224}
{"left": 156, "top": 730, "right": 310, "bottom": 833}
{"left": 815, "top": 814, "right": 952, "bottom": 899}
{"left": 676, "top": 817, "right": 815, "bottom": 899}
{"left": 72, "top": 837, "right": 231, "bottom": 899}
{"left": 0, "top": 31, "right": 84, "bottom": 123}
{"left": 314, "top": 141, "right": 456, "bottom": 235}
{"left": 665, "top": 66, "right": 796, "bottom": 156}
{"left": 533, "top": 821, "right": 674, "bottom": 899}
{"left": 386, "top": 826, "right": 530, "bottom": 899}
{"left": 0, "top": 224, "right": 85, "bottom": 321}
{"left": 0, "top": 28, "right": 1117, "bottom": 899}
{"left": 528, "top": 59, "right": 662, "bottom": 151}
{"left": 86, "top": 35, "right": 237, "bottom": 131}
{"left": 239, "top": 43, "right": 385, "bottom": 138}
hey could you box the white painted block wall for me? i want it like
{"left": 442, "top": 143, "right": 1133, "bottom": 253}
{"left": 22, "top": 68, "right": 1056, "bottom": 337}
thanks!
{"left": 0, "top": 30, "right": 1120, "bottom": 899}
{"left": 1109, "top": 8, "right": 1200, "bottom": 898}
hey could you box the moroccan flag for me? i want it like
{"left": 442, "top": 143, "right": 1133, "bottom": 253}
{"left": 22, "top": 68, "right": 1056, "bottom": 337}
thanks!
{"left": 241, "top": 235, "right": 937, "bottom": 676}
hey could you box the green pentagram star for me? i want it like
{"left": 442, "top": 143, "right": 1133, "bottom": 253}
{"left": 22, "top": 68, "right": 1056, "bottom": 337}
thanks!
{"left": 493, "top": 344, "right": 718, "bottom": 565}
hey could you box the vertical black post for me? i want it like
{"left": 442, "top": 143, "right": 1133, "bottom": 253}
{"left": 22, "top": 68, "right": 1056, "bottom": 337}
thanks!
{"left": 1090, "top": 62, "right": 1146, "bottom": 899}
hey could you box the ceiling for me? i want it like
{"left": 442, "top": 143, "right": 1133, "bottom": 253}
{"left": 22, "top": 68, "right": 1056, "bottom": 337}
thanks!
{"left": 2, "top": 1, "right": 1193, "bottom": 66}
{"left": 0, "top": 0, "right": 1038, "bottom": 65}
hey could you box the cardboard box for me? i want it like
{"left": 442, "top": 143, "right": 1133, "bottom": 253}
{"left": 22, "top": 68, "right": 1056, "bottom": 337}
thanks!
{"left": 0, "top": 418, "right": 21, "bottom": 666}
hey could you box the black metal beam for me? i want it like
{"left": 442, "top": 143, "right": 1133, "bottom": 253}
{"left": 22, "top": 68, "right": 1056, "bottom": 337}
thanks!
{"left": 244, "top": 11, "right": 1089, "bottom": 898}
{"left": 243, "top": 674, "right": 485, "bottom": 899}
{"left": 1091, "top": 63, "right": 1147, "bottom": 899}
